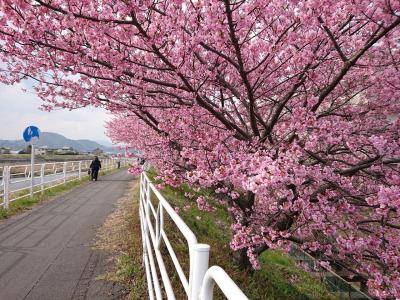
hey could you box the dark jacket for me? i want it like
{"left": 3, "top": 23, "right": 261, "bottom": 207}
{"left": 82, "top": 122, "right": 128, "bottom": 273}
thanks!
{"left": 90, "top": 158, "right": 102, "bottom": 170}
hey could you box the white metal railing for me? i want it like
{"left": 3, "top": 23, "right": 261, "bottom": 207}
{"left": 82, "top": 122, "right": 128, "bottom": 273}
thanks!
{"left": 139, "top": 173, "right": 248, "bottom": 300}
{"left": 0, "top": 158, "right": 130, "bottom": 208}
{"left": 200, "top": 266, "right": 248, "bottom": 300}
{"left": 288, "top": 244, "right": 372, "bottom": 299}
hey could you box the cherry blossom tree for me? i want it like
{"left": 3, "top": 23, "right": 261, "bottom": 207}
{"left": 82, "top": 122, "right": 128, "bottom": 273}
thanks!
{"left": 1, "top": 0, "right": 400, "bottom": 297}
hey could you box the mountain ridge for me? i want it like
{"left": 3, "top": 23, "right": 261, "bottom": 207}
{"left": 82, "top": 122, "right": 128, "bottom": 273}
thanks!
{"left": 0, "top": 132, "right": 115, "bottom": 153}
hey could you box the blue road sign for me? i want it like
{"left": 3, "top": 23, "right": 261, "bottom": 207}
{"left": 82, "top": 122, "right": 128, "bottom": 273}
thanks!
{"left": 23, "top": 126, "right": 41, "bottom": 144}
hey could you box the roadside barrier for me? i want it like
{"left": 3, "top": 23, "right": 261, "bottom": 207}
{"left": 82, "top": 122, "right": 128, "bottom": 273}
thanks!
{"left": 0, "top": 158, "right": 129, "bottom": 208}
{"left": 289, "top": 244, "right": 372, "bottom": 299}
{"left": 139, "top": 173, "right": 248, "bottom": 300}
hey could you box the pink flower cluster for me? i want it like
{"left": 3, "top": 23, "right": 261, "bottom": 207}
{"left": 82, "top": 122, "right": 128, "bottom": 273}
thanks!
{"left": 128, "top": 165, "right": 143, "bottom": 176}
{"left": 1, "top": 0, "right": 400, "bottom": 297}
{"left": 196, "top": 196, "right": 216, "bottom": 212}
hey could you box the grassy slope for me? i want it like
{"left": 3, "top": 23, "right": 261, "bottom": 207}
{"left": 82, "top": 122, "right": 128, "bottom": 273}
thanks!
{"left": 143, "top": 170, "right": 336, "bottom": 300}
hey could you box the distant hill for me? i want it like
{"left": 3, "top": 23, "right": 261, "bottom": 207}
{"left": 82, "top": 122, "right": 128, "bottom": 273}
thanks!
{"left": 0, "top": 132, "right": 116, "bottom": 153}
{"left": 94, "top": 139, "right": 113, "bottom": 147}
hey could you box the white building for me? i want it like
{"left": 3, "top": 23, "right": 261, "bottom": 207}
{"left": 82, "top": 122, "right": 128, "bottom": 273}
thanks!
{"left": 34, "top": 146, "right": 48, "bottom": 155}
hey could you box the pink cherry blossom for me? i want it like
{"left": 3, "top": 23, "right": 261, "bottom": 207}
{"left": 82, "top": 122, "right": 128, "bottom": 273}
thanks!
{"left": 1, "top": 0, "right": 399, "bottom": 297}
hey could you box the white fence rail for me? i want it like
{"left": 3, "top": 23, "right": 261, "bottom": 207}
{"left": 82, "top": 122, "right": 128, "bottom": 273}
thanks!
{"left": 0, "top": 158, "right": 130, "bottom": 208}
{"left": 139, "top": 173, "right": 248, "bottom": 300}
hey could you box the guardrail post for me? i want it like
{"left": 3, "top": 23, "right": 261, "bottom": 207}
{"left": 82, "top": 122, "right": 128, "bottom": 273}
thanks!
{"left": 40, "top": 164, "right": 45, "bottom": 194}
{"left": 3, "top": 166, "right": 10, "bottom": 209}
{"left": 63, "top": 162, "right": 67, "bottom": 184}
{"left": 78, "top": 161, "right": 82, "bottom": 180}
{"left": 145, "top": 179, "right": 151, "bottom": 218}
{"left": 190, "top": 244, "right": 210, "bottom": 300}
{"left": 156, "top": 204, "right": 164, "bottom": 249}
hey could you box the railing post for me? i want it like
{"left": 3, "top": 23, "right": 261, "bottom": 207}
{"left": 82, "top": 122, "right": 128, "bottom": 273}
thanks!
{"left": 156, "top": 204, "right": 164, "bottom": 249}
{"left": 78, "top": 161, "right": 82, "bottom": 180}
{"left": 63, "top": 162, "right": 67, "bottom": 184}
{"left": 141, "top": 174, "right": 150, "bottom": 257}
{"left": 40, "top": 164, "right": 45, "bottom": 194}
{"left": 3, "top": 166, "right": 10, "bottom": 209}
{"left": 140, "top": 176, "right": 156, "bottom": 300}
{"left": 190, "top": 244, "right": 210, "bottom": 300}
{"left": 145, "top": 179, "right": 151, "bottom": 220}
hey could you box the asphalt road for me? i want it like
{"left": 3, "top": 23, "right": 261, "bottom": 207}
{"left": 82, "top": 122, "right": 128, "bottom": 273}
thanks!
{"left": 0, "top": 170, "right": 133, "bottom": 300}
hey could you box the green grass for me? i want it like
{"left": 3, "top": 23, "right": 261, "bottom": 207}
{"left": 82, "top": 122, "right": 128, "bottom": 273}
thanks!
{"left": 116, "top": 181, "right": 147, "bottom": 300}
{"left": 94, "top": 180, "right": 147, "bottom": 299}
{"left": 143, "top": 170, "right": 336, "bottom": 300}
{"left": 0, "top": 167, "right": 124, "bottom": 220}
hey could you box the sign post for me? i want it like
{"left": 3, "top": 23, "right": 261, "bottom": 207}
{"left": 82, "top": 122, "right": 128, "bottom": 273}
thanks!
{"left": 23, "top": 126, "right": 41, "bottom": 198}
{"left": 30, "top": 143, "right": 35, "bottom": 197}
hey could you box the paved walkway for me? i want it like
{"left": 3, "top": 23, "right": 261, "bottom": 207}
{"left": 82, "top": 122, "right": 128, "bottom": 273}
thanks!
{"left": 0, "top": 170, "right": 133, "bottom": 300}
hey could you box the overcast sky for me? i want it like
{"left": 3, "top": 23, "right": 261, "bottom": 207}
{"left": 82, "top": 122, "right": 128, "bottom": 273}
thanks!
{"left": 0, "top": 81, "right": 113, "bottom": 144}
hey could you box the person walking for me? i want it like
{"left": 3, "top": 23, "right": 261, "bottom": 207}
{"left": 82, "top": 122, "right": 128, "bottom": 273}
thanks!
{"left": 89, "top": 156, "right": 102, "bottom": 181}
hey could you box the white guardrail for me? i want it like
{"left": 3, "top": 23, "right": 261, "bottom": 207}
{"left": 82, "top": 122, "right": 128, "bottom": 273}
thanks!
{"left": 0, "top": 158, "right": 130, "bottom": 209}
{"left": 139, "top": 173, "right": 248, "bottom": 300}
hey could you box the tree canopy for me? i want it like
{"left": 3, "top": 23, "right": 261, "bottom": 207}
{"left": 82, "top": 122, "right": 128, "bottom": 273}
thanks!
{"left": 1, "top": 1, "right": 399, "bottom": 297}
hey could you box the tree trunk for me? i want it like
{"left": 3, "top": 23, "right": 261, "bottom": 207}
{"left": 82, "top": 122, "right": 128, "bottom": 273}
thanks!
{"left": 233, "top": 248, "right": 253, "bottom": 270}
{"left": 230, "top": 192, "right": 257, "bottom": 270}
